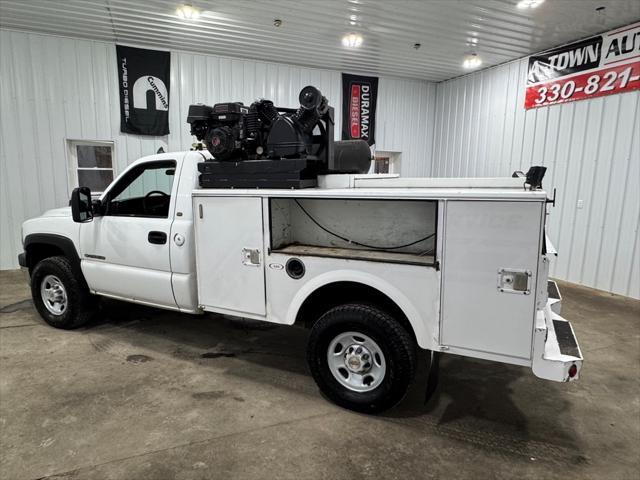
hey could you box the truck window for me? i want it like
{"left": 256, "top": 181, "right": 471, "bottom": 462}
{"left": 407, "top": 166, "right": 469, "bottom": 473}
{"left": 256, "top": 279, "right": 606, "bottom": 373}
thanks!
{"left": 104, "top": 160, "right": 176, "bottom": 218}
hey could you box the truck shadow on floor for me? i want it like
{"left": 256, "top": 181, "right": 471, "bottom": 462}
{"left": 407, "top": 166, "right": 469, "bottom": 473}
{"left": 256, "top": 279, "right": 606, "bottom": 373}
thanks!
{"left": 79, "top": 299, "right": 583, "bottom": 459}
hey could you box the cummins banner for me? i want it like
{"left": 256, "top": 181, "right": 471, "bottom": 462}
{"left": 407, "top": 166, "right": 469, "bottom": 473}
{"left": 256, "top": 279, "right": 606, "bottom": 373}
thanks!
{"left": 116, "top": 45, "right": 170, "bottom": 135}
{"left": 525, "top": 21, "right": 640, "bottom": 109}
{"left": 341, "top": 73, "right": 378, "bottom": 145}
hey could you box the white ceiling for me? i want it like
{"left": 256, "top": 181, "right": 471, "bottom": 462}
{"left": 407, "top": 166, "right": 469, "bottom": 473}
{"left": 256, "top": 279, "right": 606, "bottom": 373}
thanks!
{"left": 1, "top": 0, "right": 639, "bottom": 82}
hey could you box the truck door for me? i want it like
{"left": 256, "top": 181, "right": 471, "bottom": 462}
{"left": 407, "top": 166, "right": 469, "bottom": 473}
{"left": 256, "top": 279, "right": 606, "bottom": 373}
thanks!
{"left": 440, "top": 200, "right": 544, "bottom": 361}
{"left": 193, "top": 196, "right": 266, "bottom": 318}
{"left": 80, "top": 160, "right": 178, "bottom": 308}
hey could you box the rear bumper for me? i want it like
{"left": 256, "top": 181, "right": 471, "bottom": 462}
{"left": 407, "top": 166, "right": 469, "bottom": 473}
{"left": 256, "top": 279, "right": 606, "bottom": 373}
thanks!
{"left": 18, "top": 252, "right": 27, "bottom": 268}
{"left": 532, "top": 281, "right": 583, "bottom": 382}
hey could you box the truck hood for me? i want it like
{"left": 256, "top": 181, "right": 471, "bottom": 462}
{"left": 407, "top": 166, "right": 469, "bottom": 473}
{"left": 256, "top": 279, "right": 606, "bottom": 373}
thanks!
{"left": 41, "top": 206, "right": 72, "bottom": 218}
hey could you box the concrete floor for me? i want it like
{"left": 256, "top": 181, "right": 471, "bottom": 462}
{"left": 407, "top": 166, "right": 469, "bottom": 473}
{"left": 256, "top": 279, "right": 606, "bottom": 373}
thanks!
{"left": 0, "top": 269, "right": 638, "bottom": 480}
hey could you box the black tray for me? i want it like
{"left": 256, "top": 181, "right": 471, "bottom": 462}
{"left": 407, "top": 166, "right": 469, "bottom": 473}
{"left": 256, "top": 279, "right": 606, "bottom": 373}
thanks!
{"left": 199, "top": 176, "right": 317, "bottom": 189}
{"left": 198, "top": 158, "right": 318, "bottom": 175}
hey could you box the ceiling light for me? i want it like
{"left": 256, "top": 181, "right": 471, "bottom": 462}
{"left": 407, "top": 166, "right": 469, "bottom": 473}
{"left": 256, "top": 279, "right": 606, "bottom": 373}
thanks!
{"left": 462, "top": 53, "right": 482, "bottom": 69}
{"left": 176, "top": 4, "right": 200, "bottom": 20}
{"left": 342, "top": 33, "right": 363, "bottom": 48}
{"left": 516, "top": 0, "right": 545, "bottom": 9}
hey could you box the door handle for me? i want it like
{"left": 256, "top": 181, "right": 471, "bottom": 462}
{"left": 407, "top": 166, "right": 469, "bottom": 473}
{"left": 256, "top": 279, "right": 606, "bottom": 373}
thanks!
{"left": 148, "top": 231, "right": 167, "bottom": 245}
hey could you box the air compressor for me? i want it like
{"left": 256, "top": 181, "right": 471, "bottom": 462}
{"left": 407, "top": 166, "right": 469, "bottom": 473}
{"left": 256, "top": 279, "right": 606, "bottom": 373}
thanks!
{"left": 187, "top": 85, "right": 372, "bottom": 188}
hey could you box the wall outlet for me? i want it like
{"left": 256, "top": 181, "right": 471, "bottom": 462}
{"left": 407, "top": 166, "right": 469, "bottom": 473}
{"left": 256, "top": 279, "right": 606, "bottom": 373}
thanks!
{"left": 577, "top": 199, "right": 584, "bottom": 209}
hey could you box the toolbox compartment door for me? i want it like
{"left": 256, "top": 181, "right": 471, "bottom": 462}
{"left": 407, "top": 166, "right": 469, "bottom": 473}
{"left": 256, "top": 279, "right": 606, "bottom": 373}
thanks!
{"left": 194, "top": 196, "right": 266, "bottom": 317}
{"left": 440, "top": 200, "right": 544, "bottom": 360}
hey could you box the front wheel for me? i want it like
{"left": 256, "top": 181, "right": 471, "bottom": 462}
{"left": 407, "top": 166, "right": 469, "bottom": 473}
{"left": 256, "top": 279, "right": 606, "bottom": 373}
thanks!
{"left": 31, "top": 256, "right": 97, "bottom": 329}
{"left": 307, "top": 304, "right": 417, "bottom": 414}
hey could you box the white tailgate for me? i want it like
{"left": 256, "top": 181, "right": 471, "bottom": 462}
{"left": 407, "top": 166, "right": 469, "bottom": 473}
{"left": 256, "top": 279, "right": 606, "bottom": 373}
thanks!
{"left": 193, "top": 196, "right": 266, "bottom": 317}
{"left": 441, "top": 200, "right": 543, "bottom": 361}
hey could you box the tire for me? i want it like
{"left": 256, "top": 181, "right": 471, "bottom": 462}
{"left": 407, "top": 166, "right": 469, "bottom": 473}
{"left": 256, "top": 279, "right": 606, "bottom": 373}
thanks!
{"left": 307, "top": 304, "right": 417, "bottom": 414}
{"left": 30, "top": 256, "right": 97, "bottom": 329}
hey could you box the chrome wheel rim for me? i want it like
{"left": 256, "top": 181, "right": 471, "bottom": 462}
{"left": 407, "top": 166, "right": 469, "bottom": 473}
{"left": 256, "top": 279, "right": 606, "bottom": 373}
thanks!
{"left": 327, "top": 331, "right": 386, "bottom": 392}
{"left": 40, "top": 275, "right": 67, "bottom": 315}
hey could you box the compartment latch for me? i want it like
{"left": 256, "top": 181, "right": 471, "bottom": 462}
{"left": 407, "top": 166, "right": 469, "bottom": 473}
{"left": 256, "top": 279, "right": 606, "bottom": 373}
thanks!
{"left": 497, "top": 268, "right": 532, "bottom": 295}
{"left": 242, "top": 248, "right": 261, "bottom": 267}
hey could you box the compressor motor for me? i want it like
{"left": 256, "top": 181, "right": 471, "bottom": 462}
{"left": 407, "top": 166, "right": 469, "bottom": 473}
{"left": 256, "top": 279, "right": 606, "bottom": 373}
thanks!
{"left": 186, "top": 85, "right": 371, "bottom": 176}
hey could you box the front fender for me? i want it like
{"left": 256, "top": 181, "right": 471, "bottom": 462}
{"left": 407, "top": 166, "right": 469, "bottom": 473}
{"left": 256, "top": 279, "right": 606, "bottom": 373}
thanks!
{"left": 22, "top": 213, "right": 80, "bottom": 249}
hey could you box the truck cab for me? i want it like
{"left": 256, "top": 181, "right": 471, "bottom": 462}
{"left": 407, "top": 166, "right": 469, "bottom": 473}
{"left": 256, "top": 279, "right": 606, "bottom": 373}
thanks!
{"left": 22, "top": 150, "right": 205, "bottom": 314}
{"left": 20, "top": 151, "right": 583, "bottom": 413}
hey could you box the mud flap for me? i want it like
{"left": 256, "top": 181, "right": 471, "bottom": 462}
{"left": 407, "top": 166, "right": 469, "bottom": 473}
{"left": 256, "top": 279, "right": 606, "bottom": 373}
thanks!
{"left": 424, "top": 350, "right": 440, "bottom": 403}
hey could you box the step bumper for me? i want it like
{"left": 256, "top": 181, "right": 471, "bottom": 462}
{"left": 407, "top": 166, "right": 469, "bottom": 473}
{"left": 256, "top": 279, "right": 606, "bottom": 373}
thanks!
{"left": 532, "top": 285, "right": 583, "bottom": 382}
{"left": 547, "top": 279, "right": 562, "bottom": 315}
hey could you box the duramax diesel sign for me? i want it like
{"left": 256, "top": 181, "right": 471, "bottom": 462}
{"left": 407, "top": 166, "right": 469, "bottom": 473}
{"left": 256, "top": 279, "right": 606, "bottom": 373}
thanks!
{"left": 341, "top": 73, "right": 378, "bottom": 146}
{"left": 525, "top": 22, "right": 640, "bottom": 109}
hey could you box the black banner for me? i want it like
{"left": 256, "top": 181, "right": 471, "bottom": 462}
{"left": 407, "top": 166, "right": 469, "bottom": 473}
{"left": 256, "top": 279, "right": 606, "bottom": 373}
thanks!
{"left": 526, "top": 36, "right": 603, "bottom": 85}
{"left": 116, "top": 45, "right": 170, "bottom": 135}
{"left": 341, "top": 73, "right": 378, "bottom": 146}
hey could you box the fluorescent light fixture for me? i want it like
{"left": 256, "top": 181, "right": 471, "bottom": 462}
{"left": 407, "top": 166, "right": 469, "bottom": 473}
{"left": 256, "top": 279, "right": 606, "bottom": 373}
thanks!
{"left": 342, "top": 33, "right": 363, "bottom": 48}
{"left": 176, "top": 4, "right": 200, "bottom": 19}
{"left": 462, "top": 53, "right": 482, "bottom": 69}
{"left": 517, "top": 0, "right": 545, "bottom": 9}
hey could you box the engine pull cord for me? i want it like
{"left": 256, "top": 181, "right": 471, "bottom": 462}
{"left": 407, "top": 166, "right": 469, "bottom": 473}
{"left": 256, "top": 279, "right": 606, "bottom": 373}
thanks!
{"left": 294, "top": 199, "right": 435, "bottom": 251}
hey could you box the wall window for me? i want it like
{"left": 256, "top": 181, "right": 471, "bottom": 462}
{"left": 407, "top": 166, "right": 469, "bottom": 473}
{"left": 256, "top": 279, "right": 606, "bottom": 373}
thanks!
{"left": 374, "top": 156, "right": 390, "bottom": 174}
{"left": 67, "top": 140, "right": 115, "bottom": 194}
{"left": 373, "top": 151, "right": 401, "bottom": 174}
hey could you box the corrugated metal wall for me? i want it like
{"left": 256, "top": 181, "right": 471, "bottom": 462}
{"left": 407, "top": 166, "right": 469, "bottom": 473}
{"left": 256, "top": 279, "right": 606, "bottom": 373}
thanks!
{"left": 2, "top": 29, "right": 637, "bottom": 299}
{"left": 0, "top": 29, "right": 435, "bottom": 269}
{"left": 432, "top": 58, "right": 639, "bottom": 299}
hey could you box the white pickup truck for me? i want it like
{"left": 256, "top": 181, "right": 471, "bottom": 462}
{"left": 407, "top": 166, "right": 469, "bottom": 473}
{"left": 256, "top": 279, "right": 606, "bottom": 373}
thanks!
{"left": 19, "top": 150, "right": 583, "bottom": 413}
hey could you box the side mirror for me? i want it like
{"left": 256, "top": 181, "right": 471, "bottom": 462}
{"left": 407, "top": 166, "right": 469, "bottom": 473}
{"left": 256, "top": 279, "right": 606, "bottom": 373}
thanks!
{"left": 71, "top": 187, "right": 93, "bottom": 223}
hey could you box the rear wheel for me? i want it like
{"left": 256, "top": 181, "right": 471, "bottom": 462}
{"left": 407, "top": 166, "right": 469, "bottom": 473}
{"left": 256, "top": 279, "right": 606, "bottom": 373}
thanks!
{"left": 31, "top": 256, "right": 97, "bottom": 329}
{"left": 307, "top": 304, "right": 417, "bottom": 413}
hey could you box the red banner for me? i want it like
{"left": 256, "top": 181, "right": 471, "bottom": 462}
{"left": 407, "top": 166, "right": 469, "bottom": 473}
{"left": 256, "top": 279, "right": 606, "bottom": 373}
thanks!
{"left": 350, "top": 84, "right": 361, "bottom": 138}
{"left": 525, "top": 22, "right": 640, "bottom": 109}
